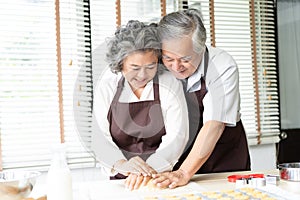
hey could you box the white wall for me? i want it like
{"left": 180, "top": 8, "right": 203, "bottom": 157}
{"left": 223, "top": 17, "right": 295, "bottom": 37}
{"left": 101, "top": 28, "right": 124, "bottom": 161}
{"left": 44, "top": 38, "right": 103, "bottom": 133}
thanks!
{"left": 278, "top": 0, "right": 300, "bottom": 129}
{"left": 249, "top": 144, "right": 277, "bottom": 171}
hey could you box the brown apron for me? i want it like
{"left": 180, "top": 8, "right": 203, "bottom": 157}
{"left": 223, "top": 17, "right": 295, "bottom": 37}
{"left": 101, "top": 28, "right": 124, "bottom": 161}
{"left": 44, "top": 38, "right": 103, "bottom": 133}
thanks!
{"left": 173, "top": 47, "right": 250, "bottom": 174}
{"left": 107, "top": 75, "right": 166, "bottom": 179}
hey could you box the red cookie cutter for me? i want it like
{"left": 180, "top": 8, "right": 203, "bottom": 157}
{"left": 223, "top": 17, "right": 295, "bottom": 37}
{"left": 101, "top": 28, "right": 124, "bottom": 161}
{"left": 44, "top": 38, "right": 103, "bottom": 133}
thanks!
{"left": 227, "top": 173, "right": 265, "bottom": 182}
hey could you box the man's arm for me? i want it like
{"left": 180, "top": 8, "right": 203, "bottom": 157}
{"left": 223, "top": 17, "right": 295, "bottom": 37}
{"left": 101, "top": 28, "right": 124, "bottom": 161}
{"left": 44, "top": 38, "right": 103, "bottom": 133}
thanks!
{"left": 180, "top": 120, "right": 225, "bottom": 178}
{"left": 152, "top": 120, "right": 225, "bottom": 188}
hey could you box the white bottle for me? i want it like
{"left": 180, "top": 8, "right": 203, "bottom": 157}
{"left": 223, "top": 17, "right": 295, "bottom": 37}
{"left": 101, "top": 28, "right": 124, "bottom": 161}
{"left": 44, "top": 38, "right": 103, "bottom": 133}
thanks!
{"left": 47, "top": 143, "right": 73, "bottom": 200}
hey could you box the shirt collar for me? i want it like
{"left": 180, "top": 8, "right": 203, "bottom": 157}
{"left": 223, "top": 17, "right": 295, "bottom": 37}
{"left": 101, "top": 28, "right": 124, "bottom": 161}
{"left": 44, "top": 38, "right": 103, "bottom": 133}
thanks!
{"left": 122, "top": 77, "right": 154, "bottom": 101}
{"left": 186, "top": 52, "right": 205, "bottom": 92}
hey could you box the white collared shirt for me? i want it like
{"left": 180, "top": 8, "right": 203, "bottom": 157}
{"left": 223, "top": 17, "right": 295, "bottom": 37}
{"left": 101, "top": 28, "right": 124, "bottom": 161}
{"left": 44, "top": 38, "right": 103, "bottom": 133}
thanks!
{"left": 92, "top": 67, "right": 189, "bottom": 174}
{"left": 185, "top": 46, "right": 241, "bottom": 126}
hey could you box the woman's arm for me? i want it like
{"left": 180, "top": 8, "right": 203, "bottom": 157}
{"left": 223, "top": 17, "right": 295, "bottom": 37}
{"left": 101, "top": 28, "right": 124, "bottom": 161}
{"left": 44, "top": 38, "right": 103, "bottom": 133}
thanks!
{"left": 146, "top": 73, "right": 189, "bottom": 172}
{"left": 92, "top": 72, "right": 126, "bottom": 174}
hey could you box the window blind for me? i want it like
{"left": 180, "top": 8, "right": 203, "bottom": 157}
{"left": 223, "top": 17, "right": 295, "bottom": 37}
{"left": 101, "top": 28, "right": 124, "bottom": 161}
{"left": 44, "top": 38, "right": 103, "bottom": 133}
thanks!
{"left": 0, "top": 0, "right": 60, "bottom": 170}
{"left": 0, "top": 0, "right": 94, "bottom": 170}
{"left": 89, "top": 1, "right": 117, "bottom": 163}
{"left": 119, "top": 0, "right": 177, "bottom": 25}
{"left": 249, "top": 0, "right": 280, "bottom": 145}
{"left": 186, "top": 0, "right": 280, "bottom": 145}
{"left": 120, "top": 0, "right": 161, "bottom": 24}
{"left": 90, "top": 0, "right": 116, "bottom": 87}
{"left": 0, "top": 0, "right": 280, "bottom": 171}
{"left": 60, "top": 0, "right": 94, "bottom": 168}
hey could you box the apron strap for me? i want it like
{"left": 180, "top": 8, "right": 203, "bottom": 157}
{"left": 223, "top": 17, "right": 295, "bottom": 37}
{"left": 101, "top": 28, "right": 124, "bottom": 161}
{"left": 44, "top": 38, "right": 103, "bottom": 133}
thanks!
{"left": 153, "top": 74, "right": 160, "bottom": 101}
{"left": 203, "top": 46, "right": 209, "bottom": 80}
{"left": 111, "top": 76, "right": 125, "bottom": 104}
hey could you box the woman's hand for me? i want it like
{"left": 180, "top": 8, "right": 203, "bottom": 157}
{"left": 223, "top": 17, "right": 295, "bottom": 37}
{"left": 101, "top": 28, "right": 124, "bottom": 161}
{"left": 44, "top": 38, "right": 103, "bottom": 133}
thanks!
{"left": 124, "top": 174, "right": 152, "bottom": 190}
{"left": 113, "top": 156, "right": 156, "bottom": 176}
{"left": 151, "top": 169, "right": 190, "bottom": 189}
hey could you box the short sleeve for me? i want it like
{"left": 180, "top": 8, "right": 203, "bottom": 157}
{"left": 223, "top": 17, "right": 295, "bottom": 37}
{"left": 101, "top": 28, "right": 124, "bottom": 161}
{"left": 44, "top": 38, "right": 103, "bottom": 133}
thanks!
{"left": 203, "top": 50, "right": 240, "bottom": 126}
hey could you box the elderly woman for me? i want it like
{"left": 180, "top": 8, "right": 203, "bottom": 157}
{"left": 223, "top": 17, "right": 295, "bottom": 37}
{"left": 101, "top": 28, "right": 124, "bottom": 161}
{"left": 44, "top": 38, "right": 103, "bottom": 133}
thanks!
{"left": 92, "top": 20, "right": 189, "bottom": 190}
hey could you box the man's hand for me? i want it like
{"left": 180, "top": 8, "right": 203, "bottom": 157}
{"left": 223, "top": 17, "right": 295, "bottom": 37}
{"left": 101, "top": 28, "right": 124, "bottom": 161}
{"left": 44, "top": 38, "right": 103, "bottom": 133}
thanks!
{"left": 113, "top": 156, "right": 156, "bottom": 176}
{"left": 124, "top": 174, "right": 152, "bottom": 190}
{"left": 151, "top": 169, "right": 190, "bottom": 189}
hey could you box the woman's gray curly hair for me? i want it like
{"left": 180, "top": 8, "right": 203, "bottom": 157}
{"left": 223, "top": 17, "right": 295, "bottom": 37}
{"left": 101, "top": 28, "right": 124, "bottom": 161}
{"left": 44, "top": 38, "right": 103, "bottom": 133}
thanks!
{"left": 106, "top": 20, "right": 161, "bottom": 73}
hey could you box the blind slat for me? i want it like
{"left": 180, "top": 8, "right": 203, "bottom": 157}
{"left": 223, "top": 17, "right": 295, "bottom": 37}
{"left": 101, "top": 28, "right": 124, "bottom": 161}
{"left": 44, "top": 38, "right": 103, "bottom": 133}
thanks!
{"left": 188, "top": 0, "right": 280, "bottom": 145}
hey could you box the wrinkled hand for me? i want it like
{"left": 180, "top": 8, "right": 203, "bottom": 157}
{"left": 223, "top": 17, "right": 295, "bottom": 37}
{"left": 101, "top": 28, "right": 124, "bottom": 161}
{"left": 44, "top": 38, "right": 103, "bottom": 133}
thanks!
{"left": 124, "top": 174, "right": 152, "bottom": 190}
{"left": 114, "top": 156, "right": 156, "bottom": 176}
{"left": 151, "top": 169, "right": 190, "bottom": 189}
